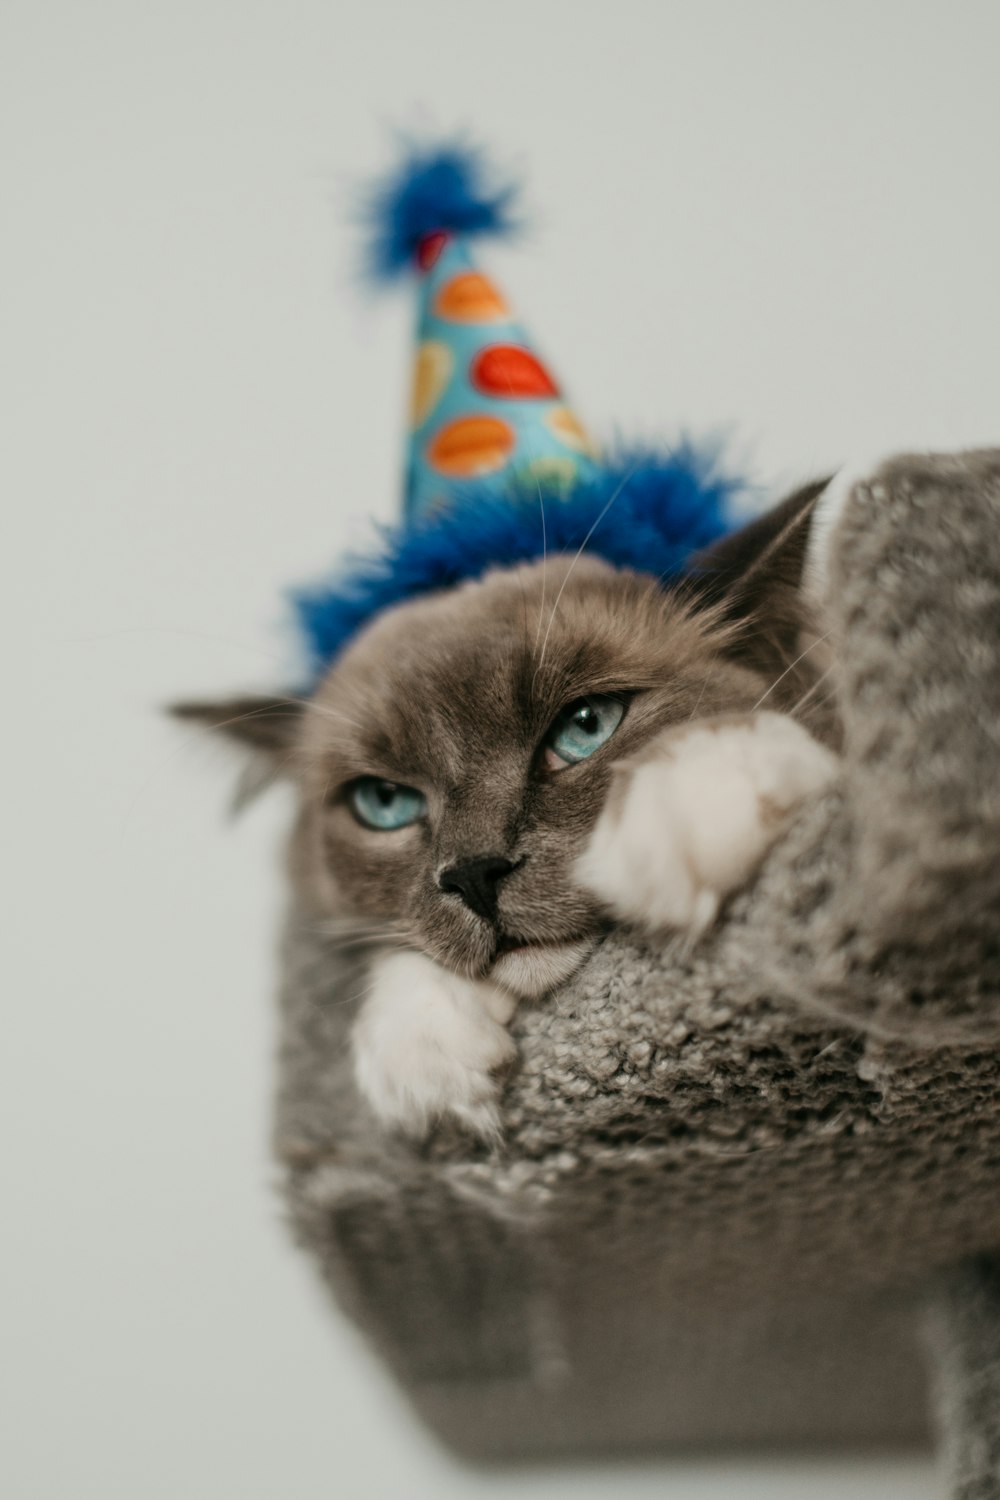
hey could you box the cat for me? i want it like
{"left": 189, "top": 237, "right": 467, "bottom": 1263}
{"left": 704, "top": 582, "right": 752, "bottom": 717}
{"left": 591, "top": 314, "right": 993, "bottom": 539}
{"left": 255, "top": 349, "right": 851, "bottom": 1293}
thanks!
{"left": 176, "top": 478, "right": 840, "bottom": 1140}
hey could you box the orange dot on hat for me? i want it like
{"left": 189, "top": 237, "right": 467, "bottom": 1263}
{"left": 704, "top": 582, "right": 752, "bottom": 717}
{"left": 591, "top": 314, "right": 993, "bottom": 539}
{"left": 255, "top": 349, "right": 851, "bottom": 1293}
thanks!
{"left": 470, "top": 344, "right": 559, "bottom": 399}
{"left": 433, "top": 271, "right": 509, "bottom": 323}
{"left": 427, "top": 415, "right": 515, "bottom": 476}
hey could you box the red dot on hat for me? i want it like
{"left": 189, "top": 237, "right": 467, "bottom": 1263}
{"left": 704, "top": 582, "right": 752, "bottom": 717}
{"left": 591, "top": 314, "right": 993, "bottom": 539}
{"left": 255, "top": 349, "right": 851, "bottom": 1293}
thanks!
{"left": 415, "top": 230, "right": 449, "bottom": 272}
{"left": 470, "top": 345, "right": 560, "bottom": 399}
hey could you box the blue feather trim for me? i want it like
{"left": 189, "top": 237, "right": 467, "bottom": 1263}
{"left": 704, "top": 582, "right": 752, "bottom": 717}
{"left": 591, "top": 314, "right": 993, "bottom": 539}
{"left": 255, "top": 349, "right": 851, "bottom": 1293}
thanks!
{"left": 292, "top": 445, "right": 744, "bottom": 682}
{"left": 364, "top": 138, "right": 520, "bottom": 281}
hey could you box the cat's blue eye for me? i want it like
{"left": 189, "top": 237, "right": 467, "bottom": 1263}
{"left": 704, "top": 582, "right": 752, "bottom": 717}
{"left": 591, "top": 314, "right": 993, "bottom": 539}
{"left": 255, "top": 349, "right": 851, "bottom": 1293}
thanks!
{"left": 349, "top": 777, "right": 427, "bottom": 831}
{"left": 545, "top": 695, "right": 626, "bottom": 768}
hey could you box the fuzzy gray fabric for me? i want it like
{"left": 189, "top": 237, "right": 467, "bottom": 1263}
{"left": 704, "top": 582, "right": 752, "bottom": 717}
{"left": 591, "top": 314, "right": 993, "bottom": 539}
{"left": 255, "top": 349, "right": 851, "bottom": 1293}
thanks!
{"left": 275, "top": 450, "right": 1000, "bottom": 1485}
{"left": 927, "top": 1258, "right": 1000, "bottom": 1498}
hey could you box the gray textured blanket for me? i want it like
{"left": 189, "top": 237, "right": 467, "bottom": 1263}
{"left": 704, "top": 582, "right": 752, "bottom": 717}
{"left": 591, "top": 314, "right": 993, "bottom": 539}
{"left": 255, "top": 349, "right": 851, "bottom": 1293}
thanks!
{"left": 276, "top": 450, "right": 1000, "bottom": 1491}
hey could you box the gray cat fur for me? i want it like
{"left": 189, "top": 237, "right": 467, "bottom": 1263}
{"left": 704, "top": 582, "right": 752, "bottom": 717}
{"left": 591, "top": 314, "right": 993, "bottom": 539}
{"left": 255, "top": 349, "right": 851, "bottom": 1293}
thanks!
{"left": 275, "top": 449, "right": 1000, "bottom": 1487}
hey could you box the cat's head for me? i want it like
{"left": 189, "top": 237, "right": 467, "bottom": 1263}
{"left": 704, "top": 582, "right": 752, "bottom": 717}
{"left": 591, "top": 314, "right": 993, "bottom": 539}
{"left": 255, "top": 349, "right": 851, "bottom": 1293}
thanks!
{"left": 177, "top": 481, "right": 832, "bottom": 996}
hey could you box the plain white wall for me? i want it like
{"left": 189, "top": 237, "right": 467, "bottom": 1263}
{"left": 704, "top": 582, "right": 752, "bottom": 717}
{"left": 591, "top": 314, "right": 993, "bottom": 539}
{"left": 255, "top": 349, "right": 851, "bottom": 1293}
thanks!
{"left": 4, "top": 1, "right": 998, "bottom": 1496}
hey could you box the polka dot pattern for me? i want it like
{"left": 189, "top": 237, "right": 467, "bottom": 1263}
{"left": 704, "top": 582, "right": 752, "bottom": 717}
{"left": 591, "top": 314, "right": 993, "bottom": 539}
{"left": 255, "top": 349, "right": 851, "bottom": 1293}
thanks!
{"left": 427, "top": 415, "right": 515, "bottom": 477}
{"left": 404, "top": 233, "right": 596, "bottom": 520}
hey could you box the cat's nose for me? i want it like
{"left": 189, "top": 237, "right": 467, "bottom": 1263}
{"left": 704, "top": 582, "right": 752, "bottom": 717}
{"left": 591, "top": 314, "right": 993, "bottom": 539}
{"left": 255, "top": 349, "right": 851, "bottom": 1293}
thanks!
{"left": 438, "top": 855, "right": 518, "bottom": 924}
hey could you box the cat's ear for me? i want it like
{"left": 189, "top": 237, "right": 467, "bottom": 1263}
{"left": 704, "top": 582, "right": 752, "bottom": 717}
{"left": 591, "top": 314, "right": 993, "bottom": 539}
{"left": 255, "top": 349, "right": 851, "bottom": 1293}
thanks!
{"left": 169, "top": 695, "right": 305, "bottom": 812}
{"left": 687, "top": 478, "right": 833, "bottom": 707}
{"left": 169, "top": 694, "right": 305, "bottom": 753}
{"left": 688, "top": 477, "right": 830, "bottom": 619}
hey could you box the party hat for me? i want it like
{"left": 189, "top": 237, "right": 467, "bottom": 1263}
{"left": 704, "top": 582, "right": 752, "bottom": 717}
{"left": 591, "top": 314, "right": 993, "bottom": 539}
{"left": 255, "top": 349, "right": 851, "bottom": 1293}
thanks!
{"left": 292, "top": 139, "right": 744, "bottom": 680}
{"left": 366, "top": 142, "right": 598, "bottom": 521}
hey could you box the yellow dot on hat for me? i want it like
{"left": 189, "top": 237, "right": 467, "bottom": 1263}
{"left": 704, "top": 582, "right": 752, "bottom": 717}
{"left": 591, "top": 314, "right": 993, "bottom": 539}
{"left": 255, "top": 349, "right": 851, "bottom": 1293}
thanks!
{"left": 409, "top": 341, "right": 453, "bottom": 428}
{"left": 547, "top": 406, "right": 596, "bottom": 455}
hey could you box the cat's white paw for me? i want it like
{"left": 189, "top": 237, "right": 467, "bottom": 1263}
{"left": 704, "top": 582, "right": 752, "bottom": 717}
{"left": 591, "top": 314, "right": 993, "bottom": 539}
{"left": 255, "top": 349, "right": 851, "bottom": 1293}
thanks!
{"left": 352, "top": 950, "right": 518, "bottom": 1140}
{"left": 576, "top": 711, "right": 838, "bottom": 936}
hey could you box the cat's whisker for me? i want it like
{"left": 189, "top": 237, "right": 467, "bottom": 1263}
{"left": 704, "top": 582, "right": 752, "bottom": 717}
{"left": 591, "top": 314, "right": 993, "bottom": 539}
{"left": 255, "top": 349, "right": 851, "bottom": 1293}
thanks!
{"left": 317, "top": 915, "right": 410, "bottom": 941}
{"left": 300, "top": 697, "right": 369, "bottom": 735}
{"left": 179, "top": 694, "right": 367, "bottom": 740}
{"left": 260, "top": 692, "right": 369, "bottom": 737}
{"left": 316, "top": 919, "right": 391, "bottom": 937}
{"left": 316, "top": 765, "right": 339, "bottom": 809}
{"left": 685, "top": 672, "right": 712, "bottom": 725}
{"left": 532, "top": 469, "right": 549, "bottom": 664}
{"left": 510, "top": 555, "right": 536, "bottom": 674}
{"left": 334, "top": 933, "right": 411, "bottom": 954}
{"left": 324, "top": 981, "right": 381, "bottom": 1009}
{"left": 229, "top": 745, "right": 303, "bottom": 814}
{"left": 810, "top": 684, "right": 839, "bottom": 714}
{"left": 787, "top": 661, "right": 836, "bottom": 721}
{"left": 749, "top": 629, "right": 835, "bottom": 714}
{"left": 315, "top": 916, "right": 417, "bottom": 956}
{"left": 532, "top": 463, "right": 640, "bottom": 688}
{"left": 508, "top": 363, "right": 549, "bottom": 669}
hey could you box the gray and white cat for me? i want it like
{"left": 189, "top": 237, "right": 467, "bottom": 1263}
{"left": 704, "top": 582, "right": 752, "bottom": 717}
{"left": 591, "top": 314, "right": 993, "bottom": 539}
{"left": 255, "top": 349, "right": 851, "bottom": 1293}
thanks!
{"left": 179, "top": 473, "right": 850, "bottom": 1139}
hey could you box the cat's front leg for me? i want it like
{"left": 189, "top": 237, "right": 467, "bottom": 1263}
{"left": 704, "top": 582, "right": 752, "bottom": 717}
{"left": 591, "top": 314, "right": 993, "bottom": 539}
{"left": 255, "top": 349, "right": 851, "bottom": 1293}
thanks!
{"left": 352, "top": 950, "right": 517, "bottom": 1140}
{"left": 576, "top": 711, "right": 838, "bottom": 937}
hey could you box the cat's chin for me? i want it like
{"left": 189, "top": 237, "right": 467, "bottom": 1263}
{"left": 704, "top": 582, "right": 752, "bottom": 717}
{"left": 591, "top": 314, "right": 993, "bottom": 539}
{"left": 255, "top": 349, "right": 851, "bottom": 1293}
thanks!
{"left": 488, "top": 938, "right": 594, "bottom": 999}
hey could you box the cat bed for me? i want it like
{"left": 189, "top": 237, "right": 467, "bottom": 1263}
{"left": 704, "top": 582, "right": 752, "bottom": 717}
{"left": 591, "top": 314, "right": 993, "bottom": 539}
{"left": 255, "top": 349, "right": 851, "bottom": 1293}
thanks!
{"left": 274, "top": 450, "right": 1000, "bottom": 1490}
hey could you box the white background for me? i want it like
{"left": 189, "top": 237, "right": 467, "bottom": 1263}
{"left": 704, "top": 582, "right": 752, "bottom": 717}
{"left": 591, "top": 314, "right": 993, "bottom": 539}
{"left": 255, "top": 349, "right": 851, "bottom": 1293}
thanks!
{"left": 4, "top": 2, "right": 998, "bottom": 1496}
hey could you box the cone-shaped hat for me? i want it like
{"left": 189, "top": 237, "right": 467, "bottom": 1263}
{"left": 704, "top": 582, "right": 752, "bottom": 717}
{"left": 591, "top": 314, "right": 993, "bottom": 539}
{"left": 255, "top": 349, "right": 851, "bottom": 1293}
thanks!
{"left": 366, "top": 142, "right": 597, "bottom": 521}
{"left": 291, "top": 140, "right": 743, "bottom": 680}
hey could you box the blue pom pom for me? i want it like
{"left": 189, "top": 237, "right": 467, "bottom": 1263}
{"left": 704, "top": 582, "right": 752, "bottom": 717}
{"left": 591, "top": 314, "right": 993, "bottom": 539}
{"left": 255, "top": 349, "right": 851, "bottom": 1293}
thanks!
{"left": 291, "top": 444, "right": 746, "bottom": 683}
{"left": 364, "top": 138, "right": 520, "bottom": 281}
